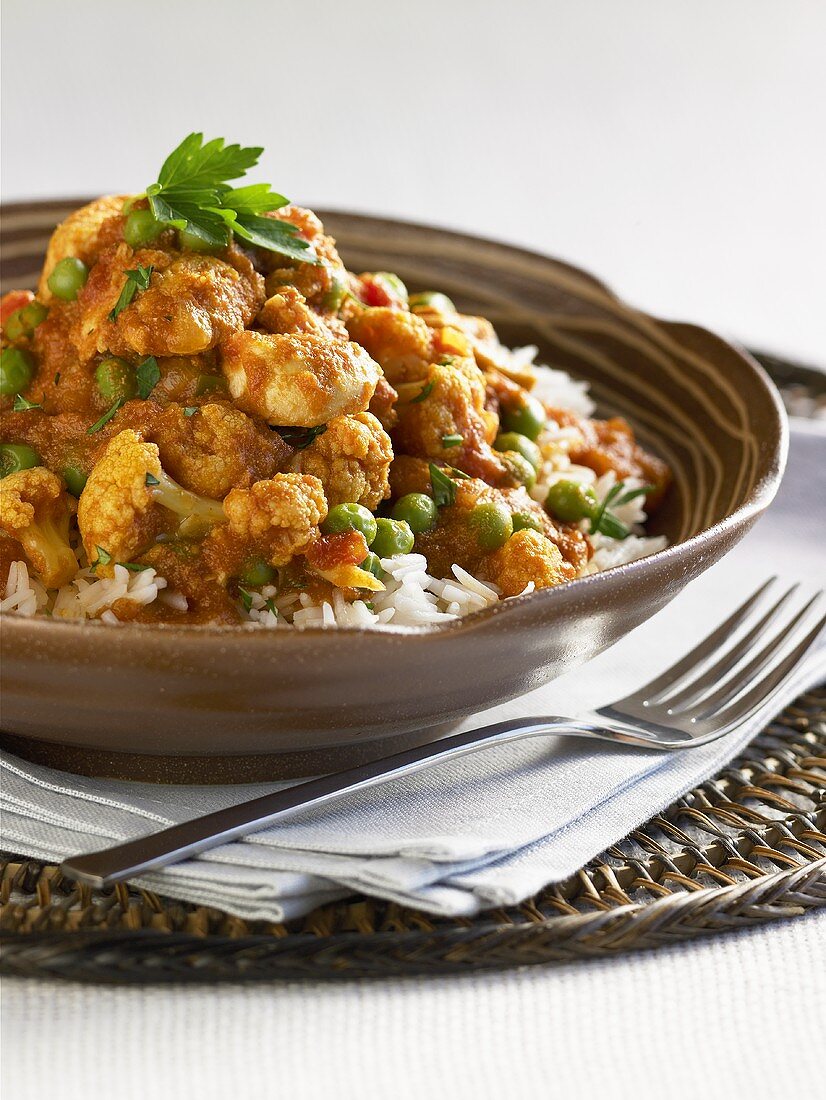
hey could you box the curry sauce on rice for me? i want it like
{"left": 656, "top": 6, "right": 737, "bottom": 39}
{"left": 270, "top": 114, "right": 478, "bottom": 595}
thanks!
{"left": 0, "top": 134, "right": 670, "bottom": 629}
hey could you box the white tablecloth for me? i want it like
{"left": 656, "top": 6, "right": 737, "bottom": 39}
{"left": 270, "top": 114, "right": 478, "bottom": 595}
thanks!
{"left": 2, "top": 911, "right": 825, "bottom": 1100}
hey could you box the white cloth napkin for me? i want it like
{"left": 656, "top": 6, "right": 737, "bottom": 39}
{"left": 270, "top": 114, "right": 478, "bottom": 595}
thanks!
{"left": 2, "top": 422, "right": 824, "bottom": 922}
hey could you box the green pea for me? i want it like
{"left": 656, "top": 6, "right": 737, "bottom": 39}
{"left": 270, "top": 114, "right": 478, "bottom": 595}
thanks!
{"left": 178, "top": 225, "right": 227, "bottom": 252}
{"left": 124, "top": 208, "right": 165, "bottom": 248}
{"left": 375, "top": 272, "right": 408, "bottom": 301}
{"left": 19, "top": 300, "right": 48, "bottom": 330}
{"left": 240, "top": 558, "right": 276, "bottom": 587}
{"left": 371, "top": 517, "right": 415, "bottom": 558}
{"left": 0, "top": 443, "right": 40, "bottom": 478}
{"left": 409, "top": 291, "right": 456, "bottom": 314}
{"left": 47, "top": 257, "right": 89, "bottom": 301}
{"left": 62, "top": 464, "right": 88, "bottom": 497}
{"left": 3, "top": 310, "right": 29, "bottom": 342}
{"left": 360, "top": 552, "right": 385, "bottom": 580}
{"left": 322, "top": 269, "right": 349, "bottom": 311}
{"left": 321, "top": 502, "right": 378, "bottom": 544}
{"left": 469, "top": 501, "right": 513, "bottom": 550}
{"left": 511, "top": 511, "right": 543, "bottom": 534}
{"left": 391, "top": 492, "right": 438, "bottom": 534}
{"left": 95, "top": 357, "right": 138, "bottom": 403}
{"left": 0, "top": 348, "right": 35, "bottom": 396}
{"left": 501, "top": 394, "right": 546, "bottom": 441}
{"left": 494, "top": 431, "right": 541, "bottom": 470}
{"left": 500, "top": 451, "right": 537, "bottom": 490}
{"left": 545, "top": 479, "right": 598, "bottom": 523}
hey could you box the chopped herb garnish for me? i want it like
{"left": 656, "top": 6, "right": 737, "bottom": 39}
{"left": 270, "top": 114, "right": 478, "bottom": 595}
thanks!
{"left": 410, "top": 380, "right": 434, "bottom": 404}
{"left": 442, "top": 433, "right": 463, "bottom": 448}
{"left": 145, "top": 472, "right": 160, "bottom": 486}
{"left": 87, "top": 399, "right": 122, "bottom": 434}
{"left": 439, "top": 356, "right": 456, "bottom": 366}
{"left": 365, "top": 602, "right": 375, "bottom": 611}
{"left": 275, "top": 424, "right": 328, "bottom": 450}
{"left": 120, "top": 562, "right": 151, "bottom": 572}
{"left": 53, "top": 371, "right": 61, "bottom": 386}
{"left": 589, "top": 481, "right": 654, "bottom": 540}
{"left": 13, "top": 394, "right": 42, "bottom": 411}
{"left": 263, "top": 597, "right": 278, "bottom": 616}
{"left": 183, "top": 406, "right": 198, "bottom": 416}
{"left": 238, "top": 586, "right": 254, "bottom": 612}
{"left": 446, "top": 466, "right": 471, "bottom": 479}
{"left": 136, "top": 355, "right": 160, "bottom": 399}
{"left": 429, "top": 463, "right": 459, "bottom": 507}
{"left": 143, "top": 133, "right": 318, "bottom": 264}
{"left": 108, "top": 264, "right": 154, "bottom": 322}
{"left": 90, "top": 546, "right": 112, "bottom": 572}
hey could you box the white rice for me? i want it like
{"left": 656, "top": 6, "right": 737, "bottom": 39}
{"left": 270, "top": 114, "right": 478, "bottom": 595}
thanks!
{"left": 0, "top": 358, "right": 665, "bottom": 629}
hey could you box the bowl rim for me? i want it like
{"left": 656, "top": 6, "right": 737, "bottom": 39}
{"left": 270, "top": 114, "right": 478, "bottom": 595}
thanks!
{"left": 0, "top": 207, "right": 789, "bottom": 641}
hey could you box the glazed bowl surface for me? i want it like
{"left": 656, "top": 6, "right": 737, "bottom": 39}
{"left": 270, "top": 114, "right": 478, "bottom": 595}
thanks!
{"left": 0, "top": 203, "right": 787, "bottom": 779}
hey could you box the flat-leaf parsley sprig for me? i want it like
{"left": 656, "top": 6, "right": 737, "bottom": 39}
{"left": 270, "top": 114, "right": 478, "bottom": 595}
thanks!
{"left": 143, "top": 133, "right": 318, "bottom": 264}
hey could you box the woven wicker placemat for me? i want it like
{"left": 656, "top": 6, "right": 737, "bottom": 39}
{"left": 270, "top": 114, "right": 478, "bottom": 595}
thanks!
{"left": 1, "top": 355, "right": 823, "bottom": 982}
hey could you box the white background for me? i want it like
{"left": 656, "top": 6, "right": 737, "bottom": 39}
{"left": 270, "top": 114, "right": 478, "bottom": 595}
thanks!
{"left": 2, "top": 4, "right": 825, "bottom": 1095}
{"left": 2, "top": 0, "right": 825, "bottom": 364}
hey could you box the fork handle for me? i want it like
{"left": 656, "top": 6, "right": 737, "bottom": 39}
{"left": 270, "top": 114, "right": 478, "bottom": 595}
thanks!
{"left": 60, "top": 716, "right": 665, "bottom": 888}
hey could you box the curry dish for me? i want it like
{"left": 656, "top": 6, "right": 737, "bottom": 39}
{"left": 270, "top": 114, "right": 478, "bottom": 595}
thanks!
{"left": 0, "top": 134, "right": 671, "bottom": 628}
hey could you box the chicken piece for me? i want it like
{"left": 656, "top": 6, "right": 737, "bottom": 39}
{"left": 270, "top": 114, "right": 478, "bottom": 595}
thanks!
{"left": 38, "top": 195, "right": 129, "bottom": 301}
{"left": 77, "top": 429, "right": 226, "bottom": 573}
{"left": 289, "top": 412, "right": 392, "bottom": 509}
{"left": 147, "top": 403, "right": 290, "bottom": 499}
{"left": 548, "top": 409, "right": 672, "bottom": 511}
{"left": 203, "top": 473, "right": 327, "bottom": 579}
{"left": 220, "top": 330, "right": 381, "bottom": 427}
{"left": 482, "top": 528, "right": 572, "bottom": 596}
{"left": 393, "top": 358, "right": 504, "bottom": 483}
{"left": 345, "top": 307, "right": 434, "bottom": 384}
{"left": 304, "top": 530, "right": 384, "bottom": 592}
{"left": 73, "top": 243, "right": 264, "bottom": 361}
{"left": 257, "top": 285, "right": 334, "bottom": 337}
{"left": 0, "top": 468, "right": 77, "bottom": 587}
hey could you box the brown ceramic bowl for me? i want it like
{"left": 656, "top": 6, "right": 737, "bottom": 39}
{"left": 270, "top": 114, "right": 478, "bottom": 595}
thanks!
{"left": 0, "top": 203, "right": 788, "bottom": 781}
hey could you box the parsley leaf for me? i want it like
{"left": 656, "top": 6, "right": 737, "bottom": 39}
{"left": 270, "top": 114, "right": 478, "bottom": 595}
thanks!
{"left": 429, "top": 463, "right": 459, "bottom": 507}
{"left": 136, "top": 356, "right": 160, "bottom": 399}
{"left": 13, "top": 394, "right": 42, "bottom": 411}
{"left": 442, "top": 433, "right": 463, "bottom": 448}
{"left": 145, "top": 472, "right": 160, "bottom": 486}
{"left": 183, "top": 406, "right": 198, "bottom": 417}
{"left": 238, "top": 586, "right": 254, "bottom": 612}
{"left": 263, "top": 597, "right": 278, "bottom": 616}
{"left": 87, "top": 399, "right": 122, "bottom": 434}
{"left": 144, "top": 133, "right": 318, "bottom": 264}
{"left": 120, "top": 562, "right": 151, "bottom": 572}
{"left": 275, "top": 424, "right": 328, "bottom": 450}
{"left": 109, "top": 264, "right": 154, "bottom": 321}
{"left": 90, "top": 546, "right": 112, "bottom": 572}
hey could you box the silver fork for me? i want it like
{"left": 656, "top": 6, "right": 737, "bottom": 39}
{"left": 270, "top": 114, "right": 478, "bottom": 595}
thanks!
{"left": 61, "top": 578, "right": 824, "bottom": 889}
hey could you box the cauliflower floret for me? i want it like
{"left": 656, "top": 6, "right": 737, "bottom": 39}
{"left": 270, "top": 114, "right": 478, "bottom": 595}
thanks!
{"left": 0, "top": 468, "right": 77, "bottom": 587}
{"left": 78, "top": 429, "right": 226, "bottom": 572}
{"left": 204, "top": 473, "right": 327, "bottom": 577}
{"left": 38, "top": 195, "right": 129, "bottom": 302}
{"left": 482, "top": 528, "right": 573, "bottom": 597}
{"left": 257, "top": 205, "right": 347, "bottom": 308}
{"left": 148, "top": 403, "right": 290, "bottom": 499}
{"left": 74, "top": 243, "right": 264, "bottom": 361}
{"left": 220, "top": 331, "right": 381, "bottom": 427}
{"left": 289, "top": 413, "right": 392, "bottom": 509}
{"left": 393, "top": 358, "right": 503, "bottom": 482}
{"left": 345, "top": 307, "right": 434, "bottom": 384}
